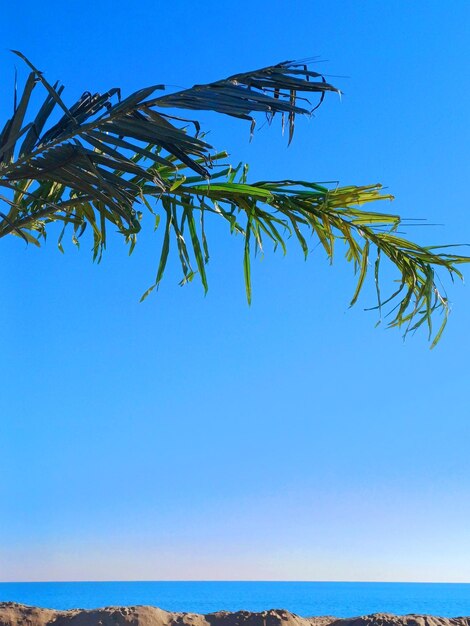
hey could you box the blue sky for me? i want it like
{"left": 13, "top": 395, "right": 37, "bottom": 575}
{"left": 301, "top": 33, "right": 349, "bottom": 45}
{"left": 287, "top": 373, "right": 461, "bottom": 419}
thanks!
{"left": 1, "top": 0, "right": 470, "bottom": 583}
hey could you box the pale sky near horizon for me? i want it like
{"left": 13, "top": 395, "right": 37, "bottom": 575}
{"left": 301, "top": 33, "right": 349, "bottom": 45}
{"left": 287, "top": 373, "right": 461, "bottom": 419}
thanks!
{"left": 1, "top": 0, "right": 470, "bottom": 583}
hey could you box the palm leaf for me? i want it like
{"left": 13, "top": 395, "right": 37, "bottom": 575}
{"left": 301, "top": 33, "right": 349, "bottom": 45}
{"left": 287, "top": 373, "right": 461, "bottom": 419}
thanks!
{"left": 1, "top": 52, "right": 468, "bottom": 346}
{"left": 138, "top": 174, "right": 468, "bottom": 345}
{"left": 153, "top": 60, "right": 339, "bottom": 142}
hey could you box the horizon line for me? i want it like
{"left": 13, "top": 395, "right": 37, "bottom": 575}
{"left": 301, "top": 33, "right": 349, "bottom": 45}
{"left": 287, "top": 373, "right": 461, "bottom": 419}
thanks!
{"left": 2, "top": 580, "right": 470, "bottom": 585}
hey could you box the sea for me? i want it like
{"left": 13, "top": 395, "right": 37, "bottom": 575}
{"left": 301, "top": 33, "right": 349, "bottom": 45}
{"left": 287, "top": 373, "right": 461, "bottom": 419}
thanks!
{"left": 1, "top": 582, "right": 470, "bottom": 617}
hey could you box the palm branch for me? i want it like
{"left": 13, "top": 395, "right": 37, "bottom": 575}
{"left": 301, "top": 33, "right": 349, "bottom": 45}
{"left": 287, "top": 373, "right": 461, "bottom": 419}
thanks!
{"left": 0, "top": 51, "right": 468, "bottom": 346}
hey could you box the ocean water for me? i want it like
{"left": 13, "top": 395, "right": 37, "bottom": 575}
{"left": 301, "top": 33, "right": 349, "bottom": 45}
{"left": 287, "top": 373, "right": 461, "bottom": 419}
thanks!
{"left": 1, "top": 582, "right": 470, "bottom": 617}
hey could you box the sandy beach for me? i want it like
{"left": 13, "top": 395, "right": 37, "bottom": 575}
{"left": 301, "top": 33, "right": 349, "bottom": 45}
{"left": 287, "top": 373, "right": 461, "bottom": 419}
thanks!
{"left": 1, "top": 604, "right": 469, "bottom": 626}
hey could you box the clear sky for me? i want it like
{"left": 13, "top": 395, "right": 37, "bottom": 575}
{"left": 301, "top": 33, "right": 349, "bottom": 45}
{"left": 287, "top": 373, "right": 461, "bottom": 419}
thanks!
{"left": 1, "top": 0, "right": 470, "bottom": 583}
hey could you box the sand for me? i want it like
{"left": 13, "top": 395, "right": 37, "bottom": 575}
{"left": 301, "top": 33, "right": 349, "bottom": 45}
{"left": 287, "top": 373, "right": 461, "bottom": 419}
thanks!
{"left": 1, "top": 604, "right": 470, "bottom": 626}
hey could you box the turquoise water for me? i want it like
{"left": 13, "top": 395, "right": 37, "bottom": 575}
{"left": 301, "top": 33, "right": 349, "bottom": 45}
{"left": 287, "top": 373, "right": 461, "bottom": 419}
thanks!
{"left": 1, "top": 582, "right": 470, "bottom": 617}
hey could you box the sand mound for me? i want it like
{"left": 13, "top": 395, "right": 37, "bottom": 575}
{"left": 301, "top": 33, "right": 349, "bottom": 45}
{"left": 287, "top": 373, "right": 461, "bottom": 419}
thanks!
{"left": 0, "top": 603, "right": 469, "bottom": 626}
{"left": 334, "top": 615, "right": 470, "bottom": 626}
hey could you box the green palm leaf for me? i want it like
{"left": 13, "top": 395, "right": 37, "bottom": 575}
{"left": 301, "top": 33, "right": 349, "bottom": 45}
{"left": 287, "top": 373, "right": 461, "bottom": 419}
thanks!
{"left": 1, "top": 52, "right": 468, "bottom": 346}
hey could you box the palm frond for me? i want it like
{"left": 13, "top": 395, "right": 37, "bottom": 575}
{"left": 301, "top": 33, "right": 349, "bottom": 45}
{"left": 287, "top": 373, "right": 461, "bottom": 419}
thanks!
{"left": 153, "top": 59, "right": 339, "bottom": 142}
{"left": 138, "top": 171, "right": 469, "bottom": 347}
{"left": 1, "top": 52, "right": 468, "bottom": 346}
